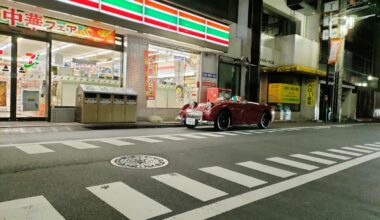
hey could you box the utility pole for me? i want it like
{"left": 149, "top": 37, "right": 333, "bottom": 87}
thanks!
{"left": 333, "top": 0, "right": 348, "bottom": 122}
{"left": 246, "top": 0, "right": 262, "bottom": 102}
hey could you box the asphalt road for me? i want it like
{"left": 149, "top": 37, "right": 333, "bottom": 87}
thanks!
{"left": 0, "top": 123, "right": 379, "bottom": 220}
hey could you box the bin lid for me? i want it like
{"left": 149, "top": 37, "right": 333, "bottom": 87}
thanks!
{"left": 79, "top": 84, "right": 138, "bottom": 96}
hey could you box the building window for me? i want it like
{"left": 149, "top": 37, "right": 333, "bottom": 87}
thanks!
{"left": 145, "top": 45, "right": 200, "bottom": 108}
{"left": 51, "top": 40, "right": 122, "bottom": 107}
{"left": 218, "top": 62, "right": 241, "bottom": 96}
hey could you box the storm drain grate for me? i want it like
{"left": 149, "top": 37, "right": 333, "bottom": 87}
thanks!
{"left": 111, "top": 155, "right": 169, "bottom": 169}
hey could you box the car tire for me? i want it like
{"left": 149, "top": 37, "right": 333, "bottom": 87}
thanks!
{"left": 258, "top": 112, "right": 270, "bottom": 129}
{"left": 214, "top": 110, "right": 231, "bottom": 131}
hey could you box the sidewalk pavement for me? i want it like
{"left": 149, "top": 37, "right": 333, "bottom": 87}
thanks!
{"left": 0, "top": 119, "right": 373, "bottom": 135}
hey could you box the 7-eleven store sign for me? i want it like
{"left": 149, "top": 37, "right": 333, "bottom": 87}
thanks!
{"left": 58, "top": 0, "right": 230, "bottom": 47}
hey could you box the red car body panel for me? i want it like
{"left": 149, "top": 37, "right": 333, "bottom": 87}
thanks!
{"left": 179, "top": 100, "right": 274, "bottom": 125}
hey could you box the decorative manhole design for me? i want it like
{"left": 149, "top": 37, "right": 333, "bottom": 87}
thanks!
{"left": 110, "top": 155, "right": 169, "bottom": 169}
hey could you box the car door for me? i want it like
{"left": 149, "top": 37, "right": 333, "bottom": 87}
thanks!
{"left": 243, "top": 102, "right": 262, "bottom": 124}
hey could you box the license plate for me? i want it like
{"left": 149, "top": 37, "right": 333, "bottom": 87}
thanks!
{"left": 186, "top": 118, "right": 196, "bottom": 125}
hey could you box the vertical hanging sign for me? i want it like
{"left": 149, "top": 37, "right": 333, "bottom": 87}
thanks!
{"left": 144, "top": 50, "right": 157, "bottom": 100}
{"left": 306, "top": 80, "right": 316, "bottom": 106}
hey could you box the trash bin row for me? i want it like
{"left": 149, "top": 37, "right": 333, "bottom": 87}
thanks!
{"left": 76, "top": 84, "right": 138, "bottom": 123}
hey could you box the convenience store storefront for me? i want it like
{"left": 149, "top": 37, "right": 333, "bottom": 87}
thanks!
{"left": 0, "top": 0, "right": 230, "bottom": 121}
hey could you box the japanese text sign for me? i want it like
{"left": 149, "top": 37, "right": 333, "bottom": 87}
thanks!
{"left": 0, "top": 6, "right": 115, "bottom": 44}
{"left": 268, "top": 83, "right": 301, "bottom": 104}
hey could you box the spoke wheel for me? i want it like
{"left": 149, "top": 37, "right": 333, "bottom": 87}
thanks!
{"left": 214, "top": 110, "right": 231, "bottom": 131}
{"left": 258, "top": 112, "right": 270, "bottom": 129}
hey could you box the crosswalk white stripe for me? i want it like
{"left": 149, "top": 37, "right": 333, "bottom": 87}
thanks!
{"left": 16, "top": 144, "right": 54, "bottom": 154}
{"left": 353, "top": 145, "right": 380, "bottom": 151}
{"left": 230, "top": 131, "right": 252, "bottom": 135}
{"left": 197, "top": 133, "right": 224, "bottom": 138}
{"left": 236, "top": 161, "right": 296, "bottom": 178}
{"left": 290, "top": 154, "right": 336, "bottom": 165}
{"left": 127, "top": 137, "right": 163, "bottom": 143}
{"left": 152, "top": 173, "right": 228, "bottom": 202}
{"left": 267, "top": 157, "right": 319, "bottom": 171}
{"left": 310, "top": 151, "right": 351, "bottom": 160}
{"left": 100, "top": 139, "right": 134, "bottom": 146}
{"left": 87, "top": 182, "right": 171, "bottom": 220}
{"left": 178, "top": 134, "right": 206, "bottom": 139}
{"left": 328, "top": 149, "right": 363, "bottom": 156}
{"left": 199, "top": 166, "right": 267, "bottom": 188}
{"left": 365, "top": 144, "right": 380, "bottom": 148}
{"left": 217, "top": 132, "right": 239, "bottom": 136}
{"left": 63, "top": 141, "right": 99, "bottom": 149}
{"left": 157, "top": 135, "right": 187, "bottom": 141}
{"left": 0, "top": 196, "right": 65, "bottom": 220}
{"left": 247, "top": 130, "right": 265, "bottom": 134}
{"left": 341, "top": 147, "right": 372, "bottom": 153}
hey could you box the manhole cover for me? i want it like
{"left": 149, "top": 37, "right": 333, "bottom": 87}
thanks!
{"left": 110, "top": 155, "right": 169, "bottom": 169}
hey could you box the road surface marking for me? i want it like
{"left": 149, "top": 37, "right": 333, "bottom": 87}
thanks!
{"left": 100, "top": 139, "right": 134, "bottom": 146}
{"left": 87, "top": 182, "right": 171, "bottom": 220}
{"left": 341, "top": 147, "right": 372, "bottom": 153}
{"left": 127, "top": 137, "right": 163, "bottom": 143}
{"left": 267, "top": 157, "right": 319, "bottom": 171}
{"left": 51, "top": 127, "right": 59, "bottom": 132}
{"left": 217, "top": 132, "right": 239, "bottom": 136}
{"left": 328, "top": 149, "right": 362, "bottom": 156}
{"left": 354, "top": 145, "right": 380, "bottom": 151}
{"left": 280, "top": 128, "right": 301, "bottom": 131}
{"left": 63, "top": 141, "right": 100, "bottom": 149}
{"left": 290, "top": 154, "right": 336, "bottom": 165}
{"left": 16, "top": 144, "right": 55, "bottom": 154}
{"left": 177, "top": 134, "right": 206, "bottom": 139}
{"left": 0, "top": 196, "right": 65, "bottom": 220}
{"left": 365, "top": 144, "right": 380, "bottom": 148}
{"left": 197, "top": 133, "right": 224, "bottom": 138}
{"left": 236, "top": 161, "right": 296, "bottom": 178}
{"left": 310, "top": 151, "right": 351, "bottom": 160}
{"left": 157, "top": 135, "right": 187, "bottom": 141}
{"left": 152, "top": 173, "right": 228, "bottom": 202}
{"left": 247, "top": 130, "right": 265, "bottom": 134}
{"left": 230, "top": 131, "right": 252, "bottom": 135}
{"left": 164, "top": 151, "right": 380, "bottom": 220}
{"left": 199, "top": 166, "right": 267, "bottom": 188}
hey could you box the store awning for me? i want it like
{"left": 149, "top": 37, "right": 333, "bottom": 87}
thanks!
{"left": 261, "top": 65, "right": 327, "bottom": 77}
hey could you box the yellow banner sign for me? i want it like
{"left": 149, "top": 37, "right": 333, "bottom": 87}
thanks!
{"left": 268, "top": 83, "right": 300, "bottom": 104}
{"left": 306, "top": 80, "right": 316, "bottom": 106}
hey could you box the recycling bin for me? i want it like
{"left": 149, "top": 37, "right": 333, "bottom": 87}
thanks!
{"left": 112, "top": 95, "right": 125, "bottom": 122}
{"left": 98, "top": 94, "right": 112, "bottom": 123}
{"left": 125, "top": 95, "right": 137, "bottom": 122}
{"left": 76, "top": 86, "right": 98, "bottom": 123}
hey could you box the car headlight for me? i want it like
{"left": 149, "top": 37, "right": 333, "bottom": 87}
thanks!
{"left": 205, "top": 102, "right": 213, "bottom": 110}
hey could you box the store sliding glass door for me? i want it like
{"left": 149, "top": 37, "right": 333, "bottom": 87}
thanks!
{"left": 0, "top": 35, "right": 48, "bottom": 120}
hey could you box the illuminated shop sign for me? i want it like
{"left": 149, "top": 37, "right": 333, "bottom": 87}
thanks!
{"left": 0, "top": 6, "right": 115, "bottom": 44}
{"left": 58, "top": 0, "right": 230, "bottom": 47}
{"left": 268, "top": 83, "right": 301, "bottom": 104}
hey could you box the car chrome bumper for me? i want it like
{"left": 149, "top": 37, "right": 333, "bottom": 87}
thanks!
{"left": 180, "top": 117, "right": 213, "bottom": 126}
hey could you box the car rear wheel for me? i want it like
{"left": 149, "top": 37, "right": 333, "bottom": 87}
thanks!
{"left": 214, "top": 110, "right": 231, "bottom": 131}
{"left": 258, "top": 112, "right": 270, "bottom": 129}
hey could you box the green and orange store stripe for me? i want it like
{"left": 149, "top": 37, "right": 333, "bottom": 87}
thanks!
{"left": 60, "top": 0, "right": 230, "bottom": 47}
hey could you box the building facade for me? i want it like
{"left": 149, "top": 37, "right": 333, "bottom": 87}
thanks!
{"left": 0, "top": 0, "right": 240, "bottom": 122}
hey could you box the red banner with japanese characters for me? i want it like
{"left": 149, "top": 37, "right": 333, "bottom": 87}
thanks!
{"left": 144, "top": 51, "right": 157, "bottom": 100}
{"left": 0, "top": 6, "right": 115, "bottom": 44}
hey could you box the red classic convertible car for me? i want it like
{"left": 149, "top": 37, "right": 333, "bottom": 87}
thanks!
{"left": 179, "top": 89, "right": 275, "bottom": 131}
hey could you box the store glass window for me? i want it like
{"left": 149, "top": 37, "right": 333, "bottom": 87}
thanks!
{"left": 0, "top": 35, "right": 11, "bottom": 118}
{"left": 145, "top": 45, "right": 200, "bottom": 108}
{"left": 51, "top": 40, "right": 122, "bottom": 107}
{"left": 268, "top": 73, "right": 301, "bottom": 112}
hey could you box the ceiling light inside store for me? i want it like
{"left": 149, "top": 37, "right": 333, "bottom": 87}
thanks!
{"left": 367, "top": 75, "right": 374, "bottom": 81}
{"left": 76, "top": 50, "right": 112, "bottom": 59}
{"left": 52, "top": 43, "right": 74, "bottom": 52}
{"left": 0, "top": 43, "right": 11, "bottom": 51}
